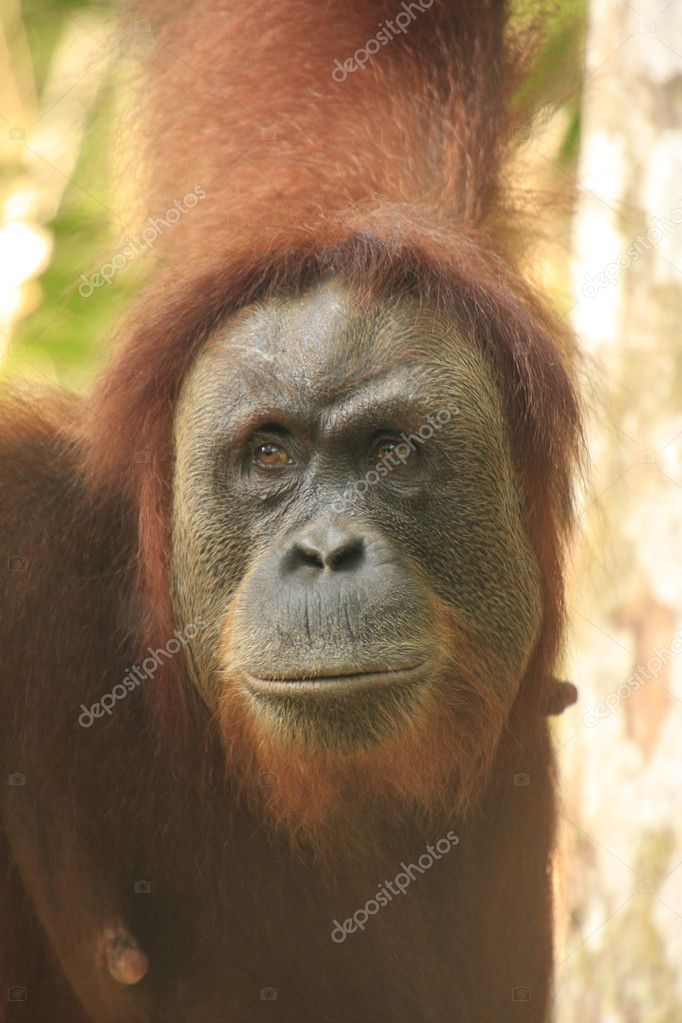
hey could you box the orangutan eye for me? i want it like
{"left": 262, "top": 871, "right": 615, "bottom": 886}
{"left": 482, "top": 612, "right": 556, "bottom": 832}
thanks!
{"left": 370, "top": 432, "right": 412, "bottom": 466}
{"left": 253, "top": 441, "right": 292, "bottom": 468}
{"left": 374, "top": 438, "right": 399, "bottom": 459}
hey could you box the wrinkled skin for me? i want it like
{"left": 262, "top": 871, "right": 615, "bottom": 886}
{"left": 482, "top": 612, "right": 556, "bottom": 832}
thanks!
{"left": 172, "top": 280, "right": 542, "bottom": 761}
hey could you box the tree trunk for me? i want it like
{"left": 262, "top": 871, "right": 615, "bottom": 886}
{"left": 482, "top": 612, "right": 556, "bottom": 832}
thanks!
{"left": 557, "top": 2, "right": 682, "bottom": 1020}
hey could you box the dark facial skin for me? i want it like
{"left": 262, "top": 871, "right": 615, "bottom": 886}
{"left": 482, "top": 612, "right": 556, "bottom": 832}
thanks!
{"left": 171, "top": 279, "right": 542, "bottom": 751}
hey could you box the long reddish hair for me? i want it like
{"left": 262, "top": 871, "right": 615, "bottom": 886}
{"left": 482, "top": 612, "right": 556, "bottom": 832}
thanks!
{"left": 77, "top": 0, "right": 581, "bottom": 745}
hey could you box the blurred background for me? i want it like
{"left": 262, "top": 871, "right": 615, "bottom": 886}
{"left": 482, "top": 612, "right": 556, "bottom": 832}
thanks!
{"left": 1, "top": 1, "right": 681, "bottom": 1019}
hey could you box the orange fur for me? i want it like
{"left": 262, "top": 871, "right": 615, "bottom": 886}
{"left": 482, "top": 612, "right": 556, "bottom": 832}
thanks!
{"left": 218, "top": 591, "right": 512, "bottom": 858}
{"left": 0, "top": 4, "right": 583, "bottom": 1018}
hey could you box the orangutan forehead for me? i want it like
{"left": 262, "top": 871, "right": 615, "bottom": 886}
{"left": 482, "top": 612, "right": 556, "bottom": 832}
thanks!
{"left": 186, "top": 278, "right": 499, "bottom": 415}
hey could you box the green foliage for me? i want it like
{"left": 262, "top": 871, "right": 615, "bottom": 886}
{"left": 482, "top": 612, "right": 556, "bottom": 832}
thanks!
{"left": 8, "top": 0, "right": 139, "bottom": 389}
{"left": 514, "top": 0, "right": 586, "bottom": 166}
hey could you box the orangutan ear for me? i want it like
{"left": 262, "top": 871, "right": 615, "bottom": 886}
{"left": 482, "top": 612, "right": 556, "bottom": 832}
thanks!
{"left": 545, "top": 677, "right": 578, "bottom": 715}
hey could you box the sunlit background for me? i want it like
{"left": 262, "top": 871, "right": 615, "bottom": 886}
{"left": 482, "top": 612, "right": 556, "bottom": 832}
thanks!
{"left": 2, "top": 1, "right": 681, "bottom": 1020}
{"left": 0, "top": 0, "right": 151, "bottom": 388}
